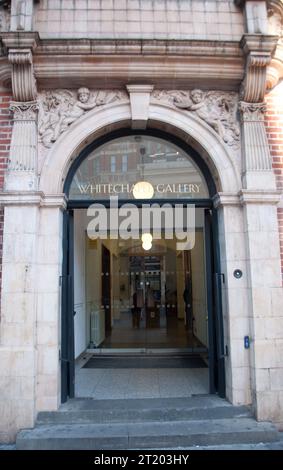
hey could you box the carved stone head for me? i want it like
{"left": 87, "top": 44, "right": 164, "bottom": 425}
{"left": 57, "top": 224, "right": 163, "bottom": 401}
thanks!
{"left": 78, "top": 87, "right": 90, "bottom": 103}
{"left": 191, "top": 89, "right": 204, "bottom": 104}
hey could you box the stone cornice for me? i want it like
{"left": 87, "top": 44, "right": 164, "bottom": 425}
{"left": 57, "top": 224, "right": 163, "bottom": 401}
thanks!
{"left": 1, "top": 32, "right": 40, "bottom": 51}
{"left": 240, "top": 34, "right": 279, "bottom": 56}
{"left": 0, "top": 37, "right": 244, "bottom": 90}
{"left": 213, "top": 190, "right": 282, "bottom": 207}
{"left": 34, "top": 38, "right": 242, "bottom": 56}
{"left": 239, "top": 189, "right": 282, "bottom": 204}
{"left": 213, "top": 193, "right": 241, "bottom": 208}
{"left": 0, "top": 191, "right": 67, "bottom": 208}
{"left": 34, "top": 39, "right": 244, "bottom": 90}
{"left": 0, "top": 191, "right": 44, "bottom": 206}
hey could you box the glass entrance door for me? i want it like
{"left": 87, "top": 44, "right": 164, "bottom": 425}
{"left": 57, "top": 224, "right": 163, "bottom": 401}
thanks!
{"left": 61, "top": 130, "right": 226, "bottom": 401}
{"left": 73, "top": 210, "right": 209, "bottom": 354}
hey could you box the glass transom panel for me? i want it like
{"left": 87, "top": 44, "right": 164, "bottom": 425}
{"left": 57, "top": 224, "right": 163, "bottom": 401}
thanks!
{"left": 68, "top": 135, "right": 209, "bottom": 200}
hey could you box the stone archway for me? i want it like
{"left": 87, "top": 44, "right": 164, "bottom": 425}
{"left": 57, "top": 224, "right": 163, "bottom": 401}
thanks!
{"left": 37, "top": 99, "right": 246, "bottom": 409}
{"left": 0, "top": 97, "right": 255, "bottom": 443}
{"left": 39, "top": 101, "right": 241, "bottom": 195}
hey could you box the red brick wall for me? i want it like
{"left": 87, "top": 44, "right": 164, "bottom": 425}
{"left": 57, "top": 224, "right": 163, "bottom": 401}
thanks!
{"left": 265, "top": 83, "right": 283, "bottom": 284}
{"left": 0, "top": 91, "right": 13, "bottom": 311}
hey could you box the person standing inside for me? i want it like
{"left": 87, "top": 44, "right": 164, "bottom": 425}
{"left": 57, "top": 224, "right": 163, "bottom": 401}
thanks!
{"left": 183, "top": 280, "right": 193, "bottom": 330}
{"left": 132, "top": 286, "right": 144, "bottom": 328}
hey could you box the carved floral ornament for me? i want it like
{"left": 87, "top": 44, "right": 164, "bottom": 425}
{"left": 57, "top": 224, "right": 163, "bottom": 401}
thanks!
{"left": 10, "top": 100, "right": 38, "bottom": 120}
{"left": 238, "top": 101, "right": 267, "bottom": 121}
{"left": 37, "top": 87, "right": 241, "bottom": 150}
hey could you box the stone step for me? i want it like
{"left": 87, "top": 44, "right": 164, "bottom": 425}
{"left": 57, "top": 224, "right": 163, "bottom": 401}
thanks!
{"left": 16, "top": 418, "right": 279, "bottom": 450}
{"left": 37, "top": 396, "right": 252, "bottom": 425}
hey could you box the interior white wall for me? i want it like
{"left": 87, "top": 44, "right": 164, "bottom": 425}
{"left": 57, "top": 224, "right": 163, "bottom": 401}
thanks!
{"left": 74, "top": 210, "right": 87, "bottom": 358}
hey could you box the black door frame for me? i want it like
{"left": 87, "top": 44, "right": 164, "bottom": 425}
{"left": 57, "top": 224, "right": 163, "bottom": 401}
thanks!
{"left": 61, "top": 201, "right": 225, "bottom": 401}
{"left": 205, "top": 208, "right": 226, "bottom": 397}
{"left": 61, "top": 209, "right": 75, "bottom": 403}
{"left": 60, "top": 128, "right": 226, "bottom": 402}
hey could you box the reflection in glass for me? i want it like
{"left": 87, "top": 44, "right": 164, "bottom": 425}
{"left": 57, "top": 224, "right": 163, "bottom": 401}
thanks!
{"left": 69, "top": 135, "right": 209, "bottom": 200}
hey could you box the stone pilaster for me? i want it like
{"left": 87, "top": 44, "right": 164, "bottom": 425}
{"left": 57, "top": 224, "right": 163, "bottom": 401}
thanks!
{"left": 238, "top": 33, "right": 278, "bottom": 190}
{"left": 239, "top": 101, "right": 276, "bottom": 189}
{"left": 1, "top": 34, "right": 39, "bottom": 191}
{"left": 237, "top": 13, "right": 283, "bottom": 422}
{"left": 0, "top": 192, "right": 66, "bottom": 442}
{"left": 214, "top": 193, "right": 252, "bottom": 405}
{"left": 239, "top": 190, "right": 283, "bottom": 422}
{"left": 5, "top": 101, "right": 38, "bottom": 190}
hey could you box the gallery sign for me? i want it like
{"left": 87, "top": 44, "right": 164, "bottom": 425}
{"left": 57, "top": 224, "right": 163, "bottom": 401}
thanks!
{"left": 76, "top": 182, "right": 202, "bottom": 197}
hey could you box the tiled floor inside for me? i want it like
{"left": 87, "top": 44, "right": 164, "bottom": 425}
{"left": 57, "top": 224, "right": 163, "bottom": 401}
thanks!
{"left": 100, "top": 311, "right": 204, "bottom": 349}
{"left": 75, "top": 354, "right": 209, "bottom": 399}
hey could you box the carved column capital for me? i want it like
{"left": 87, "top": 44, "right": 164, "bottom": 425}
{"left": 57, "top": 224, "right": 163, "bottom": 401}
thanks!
{"left": 238, "top": 101, "right": 266, "bottom": 121}
{"left": 10, "top": 100, "right": 38, "bottom": 121}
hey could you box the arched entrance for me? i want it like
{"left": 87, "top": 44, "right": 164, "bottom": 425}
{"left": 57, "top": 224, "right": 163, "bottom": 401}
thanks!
{"left": 61, "top": 128, "right": 226, "bottom": 403}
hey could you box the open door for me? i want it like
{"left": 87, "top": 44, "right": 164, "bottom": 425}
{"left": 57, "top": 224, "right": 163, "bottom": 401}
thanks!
{"left": 183, "top": 250, "right": 193, "bottom": 330}
{"left": 61, "top": 209, "right": 75, "bottom": 403}
{"left": 205, "top": 208, "right": 226, "bottom": 398}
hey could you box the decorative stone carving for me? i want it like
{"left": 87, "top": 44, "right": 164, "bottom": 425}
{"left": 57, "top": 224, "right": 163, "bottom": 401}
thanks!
{"left": 238, "top": 101, "right": 266, "bottom": 121}
{"left": 240, "top": 51, "right": 271, "bottom": 102}
{"left": 38, "top": 88, "right": 126, "bottom": 148}
{"left": 8, "top": 100, "right": 38, "bottom": 173}
{"left": 8, "top": 48, "right": 37, "bottom": 101}
{"left": 10, "top": 100, "right": 38, "bottom": 120}
{"left": 152, "top": 89, "right": 240, "bottom": 148}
